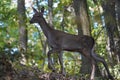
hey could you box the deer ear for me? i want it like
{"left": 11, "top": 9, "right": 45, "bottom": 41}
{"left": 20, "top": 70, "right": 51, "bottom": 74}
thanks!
{"left": 32, "top": 7, "right": 38, "bottom": 13}
{"left": 41, "top": 6, "right": 44, "bottom": 14}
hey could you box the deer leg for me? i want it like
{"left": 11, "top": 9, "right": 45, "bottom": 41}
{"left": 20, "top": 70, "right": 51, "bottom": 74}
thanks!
{"left": 47, "top": 50, "right": 56, "bottom": 72}
{"left": 91, "top": 51, "right": 114, "bottom": 80}
{"left": 90, "top": 59, "right": 96, "bottom": 80}
{"left": 82, "top": 49, "right": 96, "bottom": 80}
{"left": 58, "top": 51, "right": 66, "bottom": 76}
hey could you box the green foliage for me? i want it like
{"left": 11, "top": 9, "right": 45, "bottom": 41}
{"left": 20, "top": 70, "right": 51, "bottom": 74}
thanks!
{"left": 53, "top": 0, "right": 77, "bottom": 34}
{"left": 0, "top": 0, "right": 119, "bottom": 79}
{"left": 0, "top": 0, "right": 18, "bottom": 49}
{"left": 113, "top": 64, "right": 120, "bottom": 79}
{"left": 63, "top": 52, "right": 80, "bottom": 75}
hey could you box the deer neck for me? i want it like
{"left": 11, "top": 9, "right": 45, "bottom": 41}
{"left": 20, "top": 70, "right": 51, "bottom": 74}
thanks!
{"left": 38, "top": 17, "right": 54, "bottom": 38}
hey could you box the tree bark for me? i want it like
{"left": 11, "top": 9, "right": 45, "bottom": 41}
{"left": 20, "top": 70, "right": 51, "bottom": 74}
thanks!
{"left": 73, "top": 0, "right": 83, "bottom": 35}
{"left": 102, "top": 0, "right": 117, "bottom": 64}
{"left": 73, "top": 0, "right": 101, "bottom": 77}
{"left": 17, "top": 0, "right": 27, "bottom": 63}
{"left": 116, "top": 0, "right": 120, "bottom": 62}
{"left": 73, "top": 0, "right": 92, "bottom": 76}
{"left": 48, "top": 0, "right": 53, "bottom": 27}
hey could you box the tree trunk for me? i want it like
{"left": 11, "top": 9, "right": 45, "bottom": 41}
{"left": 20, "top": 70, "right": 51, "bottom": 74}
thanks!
{"left": 116, "top": 0, "right": 120, "bottom": 62}
{"left": 73, "top": 0, "right": 101, "bottom": 77}
{"left": 17, "top": 0, "right": 27, "bottom": 64}
{"left": 116, "top": 0, "right": 120, "bottom": 33}
{"left": 48, "top": 0, "right": 53, "bottom": 27}
{"left": 73, "top": 0, "right": 93, "bottom": 76}
{"left": 102, "top": 0, "right": 117, "bottom": 65}
{"left": 73, "top": 0, "right": 83, "bottom": 35}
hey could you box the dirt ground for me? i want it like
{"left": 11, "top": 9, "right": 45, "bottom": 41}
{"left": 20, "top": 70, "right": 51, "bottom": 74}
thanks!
{"left": 0, "top": 56, "right": 84, "bottom": 80}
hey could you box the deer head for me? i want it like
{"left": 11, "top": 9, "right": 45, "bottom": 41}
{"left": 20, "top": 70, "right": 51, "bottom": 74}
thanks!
{"left": 30, "top": 7, "right": 44, "bottom": 24}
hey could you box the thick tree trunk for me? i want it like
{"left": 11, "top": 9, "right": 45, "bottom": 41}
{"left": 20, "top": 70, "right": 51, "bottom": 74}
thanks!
{"left": 102, "top": 0, "right": 117, "bottom": 64}
{"left": 116, "top": 0, "right": 120, "bottom": 33}
{"left": 73, "top": 0, "right": 83, "bottom": 35}
{"left": 73, "top": 0, "right": 101, "bottom": 77}
{"left": 73, "top": 0, "right": 98, "bottom": 77}
{"left": 17, "top": 0, "right": 27, "bottom": 64}
{"left": 116, "top": 0, "right": 120, "bottom": 62}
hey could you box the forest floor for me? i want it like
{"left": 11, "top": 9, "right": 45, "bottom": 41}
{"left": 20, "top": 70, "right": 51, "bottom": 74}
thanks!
{"left": 0, "top": 56, "right": 84, "bottom": 80}
{"left": 0, "top": 54, "right": 111, "bottom": 80}
{"left": 0, "top": 63, "right": 82, "bottom": 80}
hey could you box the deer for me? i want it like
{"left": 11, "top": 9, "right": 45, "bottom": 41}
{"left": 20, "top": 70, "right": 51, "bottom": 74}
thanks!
{"left": 30, "top": 7, "right": 114, "bottom": 80}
